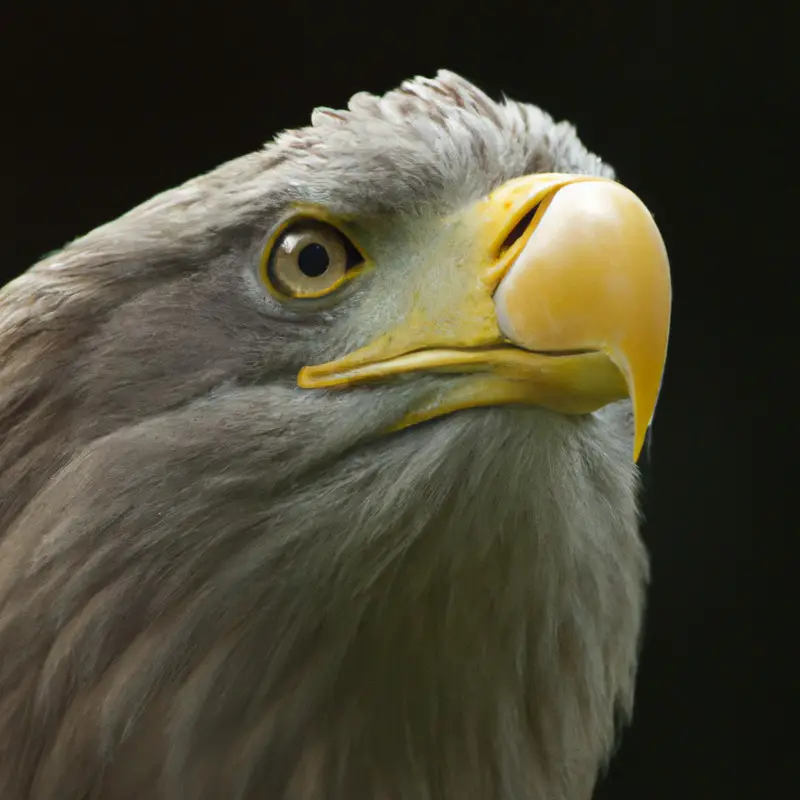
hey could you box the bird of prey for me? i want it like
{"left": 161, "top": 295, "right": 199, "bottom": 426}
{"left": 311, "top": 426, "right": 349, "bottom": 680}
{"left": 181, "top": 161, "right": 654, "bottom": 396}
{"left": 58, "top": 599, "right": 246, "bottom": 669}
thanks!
{"left": 0, "top": 71, "right": 671, "bottom": 800}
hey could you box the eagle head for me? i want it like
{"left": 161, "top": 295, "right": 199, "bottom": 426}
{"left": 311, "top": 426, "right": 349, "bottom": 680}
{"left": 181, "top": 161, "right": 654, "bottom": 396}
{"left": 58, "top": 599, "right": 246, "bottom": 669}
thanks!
{"left": 0, "top": 71, "right": 670, "bottom": 800}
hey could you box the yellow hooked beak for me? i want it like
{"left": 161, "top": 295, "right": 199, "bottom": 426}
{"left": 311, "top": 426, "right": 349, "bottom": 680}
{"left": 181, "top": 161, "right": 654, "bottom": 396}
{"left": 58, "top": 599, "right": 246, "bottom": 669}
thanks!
{"left": 298, "top": 173, "right": 671, "bottom": 461}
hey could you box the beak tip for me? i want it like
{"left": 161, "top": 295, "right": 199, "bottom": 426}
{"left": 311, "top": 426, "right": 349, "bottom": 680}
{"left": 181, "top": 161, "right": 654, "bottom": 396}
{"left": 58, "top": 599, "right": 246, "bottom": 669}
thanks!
{"left": 632, "top": 427, "right": 647, "bottom": 463}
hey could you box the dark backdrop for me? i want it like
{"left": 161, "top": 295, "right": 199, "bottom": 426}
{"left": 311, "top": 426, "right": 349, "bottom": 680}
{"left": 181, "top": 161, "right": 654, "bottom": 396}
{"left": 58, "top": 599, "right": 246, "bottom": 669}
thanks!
{"left": 4, "top": 2, "right": 793, "bottom": 798}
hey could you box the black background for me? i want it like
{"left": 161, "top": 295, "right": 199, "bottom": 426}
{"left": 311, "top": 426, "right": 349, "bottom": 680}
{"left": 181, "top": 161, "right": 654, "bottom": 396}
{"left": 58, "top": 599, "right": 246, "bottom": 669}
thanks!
{"left": 4, "top": 2, "right": 793, "bottom": 798}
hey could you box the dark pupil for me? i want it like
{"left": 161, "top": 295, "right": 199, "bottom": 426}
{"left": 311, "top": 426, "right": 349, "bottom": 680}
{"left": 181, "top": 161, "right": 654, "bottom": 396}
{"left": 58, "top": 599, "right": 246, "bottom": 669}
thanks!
{"left": 297, "top": 243, "right": 330, "bottom": 277}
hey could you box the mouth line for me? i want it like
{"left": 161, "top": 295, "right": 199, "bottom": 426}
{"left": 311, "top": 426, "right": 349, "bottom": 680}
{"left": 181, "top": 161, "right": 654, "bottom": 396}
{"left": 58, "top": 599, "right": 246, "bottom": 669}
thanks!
{"left": 441, "top": 344, "right": 595, "bottom": 357}
{"left": 301, "top": 346, "right": 602, "bottom": 389}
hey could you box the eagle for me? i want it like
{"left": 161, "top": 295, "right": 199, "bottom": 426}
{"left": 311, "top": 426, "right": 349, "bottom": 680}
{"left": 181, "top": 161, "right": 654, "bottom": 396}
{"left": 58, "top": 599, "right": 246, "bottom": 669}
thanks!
{"left": 0, "top": 71, "right": 670, "bottom": 800}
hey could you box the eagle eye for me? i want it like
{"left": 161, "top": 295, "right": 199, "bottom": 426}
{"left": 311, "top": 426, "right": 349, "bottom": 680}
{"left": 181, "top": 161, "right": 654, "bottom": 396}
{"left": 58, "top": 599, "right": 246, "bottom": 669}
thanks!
{"left": 263, "top": 219, "right": 365, "bottom": 300}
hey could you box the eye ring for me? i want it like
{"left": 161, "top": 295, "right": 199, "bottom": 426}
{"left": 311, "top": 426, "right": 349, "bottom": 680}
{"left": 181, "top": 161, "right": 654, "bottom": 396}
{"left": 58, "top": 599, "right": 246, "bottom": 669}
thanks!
{"left": 261, "top": 218, "right": 366, "bottom": 301}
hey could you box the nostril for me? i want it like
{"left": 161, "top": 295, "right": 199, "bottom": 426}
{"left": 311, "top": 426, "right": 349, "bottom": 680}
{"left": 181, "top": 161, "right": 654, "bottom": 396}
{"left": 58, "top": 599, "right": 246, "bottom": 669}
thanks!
{"left": 497, "top": 204, "right": 539, "bottom": 255}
